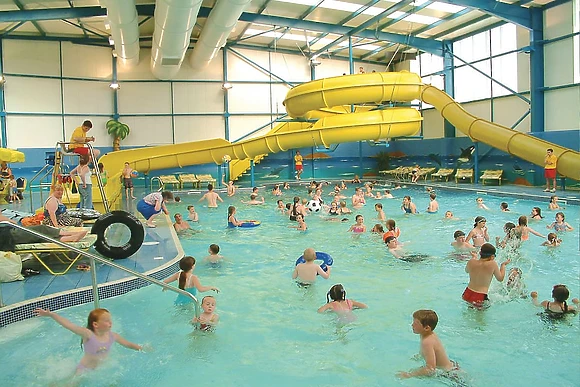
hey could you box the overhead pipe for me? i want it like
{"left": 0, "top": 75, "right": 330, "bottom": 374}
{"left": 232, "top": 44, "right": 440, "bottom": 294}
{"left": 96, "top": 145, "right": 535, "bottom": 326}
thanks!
{"left": 190, "top": 0, "right": 252, "bottom": 70}
{"left": 151, "top": 0, "right": 202, "bottom": 79}
{"left": 99, "top": 0, "right": 139, "bottom": 67}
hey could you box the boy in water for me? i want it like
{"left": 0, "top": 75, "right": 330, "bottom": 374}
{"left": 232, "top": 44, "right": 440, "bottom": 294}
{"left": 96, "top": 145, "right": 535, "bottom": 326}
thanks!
{"left": 426, "top": 193, "right": 439, "bottom": 213}
{"left": 242, "top": 193, "right": 265, "bottom": 205}
{"left": 187, "top": 205, "right": 199, "bottom": 221}
{"left": 451, "top": 230, "right": 474, "bottom": 251}
{"left": 397, "top": 310, "right": 459, "bottom": 379}
{"left": 292, "top": 247, "right": 331, "bottom": 284}
{"left": 463, "top": 243, "right": 510, "bottom": 308}
{"left": 289, "top": 213, "right": 307, "bottom": 231}
{"left": 203, "top": 244, "right": 224, "bottom": 264}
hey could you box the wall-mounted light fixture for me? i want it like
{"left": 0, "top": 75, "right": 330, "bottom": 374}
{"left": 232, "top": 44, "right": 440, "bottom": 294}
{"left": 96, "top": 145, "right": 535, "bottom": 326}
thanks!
{"left": 112, "top": 50, "right": 118, "bottom": 58}
{"left": 0, "top": 75, "right": 6, "bottom": 85}
{"left": 222, "top": 82, "right": 233, "bottom": 90}
{"left": 108, "top": 36, "right": 115, "bottom": 46}
{"left": 104, "top": 19, "right": 111, "bottom": 30}
{"left": 109, "top": 82, "right": 120, "bottom": 90}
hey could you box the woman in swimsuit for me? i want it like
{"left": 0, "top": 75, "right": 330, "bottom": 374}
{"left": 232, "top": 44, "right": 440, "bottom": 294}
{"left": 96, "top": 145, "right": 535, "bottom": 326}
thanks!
{"left": 401, "top": 195, "right": 417, "bottom": 214}
{"left": 348, "top": 214, "right": 366, "bottom": 233}
{"left": 42, "top": 184, "right": 83, "bottom": 227}
{"left": 163, "top": 256, "right": 219, "bottom": 305}
{"left": 548, "top": 195, "right": 561, "bottom": 210}
{"left": 328, "top": 201, "right": 340, "bottom": 216}
{"left": 192, "top": 295, "right": 219, "bottom": 331}
{"left": 317, "top": 284, "right": 368, "bottom": 319}
{"left": 35, "top": 307, "right": 142, "bottom": 373}
{"left": 531, "top": 285, "right": 579, "bottom": 317}
{"left": 546, "top": 212, "right": 574, "bottom": 232}
{"left": 465, "top": 216, "right": 490, "bottom": 247}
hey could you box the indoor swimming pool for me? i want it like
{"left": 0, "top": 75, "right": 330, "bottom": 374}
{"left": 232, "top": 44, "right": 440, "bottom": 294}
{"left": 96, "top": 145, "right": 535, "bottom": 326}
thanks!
{"left": 0, "top": 184, "right": 578, "bottom": 386}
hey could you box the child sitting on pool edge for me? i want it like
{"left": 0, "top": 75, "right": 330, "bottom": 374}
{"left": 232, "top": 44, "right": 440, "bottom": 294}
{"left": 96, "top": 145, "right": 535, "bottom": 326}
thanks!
{"left": 292, "top": 247, "right": 330, "bottom": 285}
{"left": 397, "top": 310, "right": 461, "bottom": 381}
{"left": 192, "top": 295, "right": 219, "bottom": 331}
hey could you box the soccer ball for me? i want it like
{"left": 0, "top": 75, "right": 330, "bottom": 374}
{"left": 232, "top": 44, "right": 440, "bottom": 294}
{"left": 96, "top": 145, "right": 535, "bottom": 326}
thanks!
{"left": 307, "top": 199, "right": 321, "bottom": 212}
{"left": 222, "top": 154, "right": 232, "bottom": 163}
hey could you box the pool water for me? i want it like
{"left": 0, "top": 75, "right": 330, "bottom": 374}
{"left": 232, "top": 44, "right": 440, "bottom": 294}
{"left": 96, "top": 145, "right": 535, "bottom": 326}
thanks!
{"left": 1, "top": 184, "right": 579, "bottom": 386}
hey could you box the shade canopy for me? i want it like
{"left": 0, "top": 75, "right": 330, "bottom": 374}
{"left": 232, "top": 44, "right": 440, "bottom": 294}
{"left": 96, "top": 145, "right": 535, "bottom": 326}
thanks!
{"left": 0, "top": 148, "right": 25, "bottom": 163}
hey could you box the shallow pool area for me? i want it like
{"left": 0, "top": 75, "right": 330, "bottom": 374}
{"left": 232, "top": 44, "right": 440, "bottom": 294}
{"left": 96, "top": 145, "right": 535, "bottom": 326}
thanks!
{"left": 0, "top": 183, "right": 579, "bottom": 386}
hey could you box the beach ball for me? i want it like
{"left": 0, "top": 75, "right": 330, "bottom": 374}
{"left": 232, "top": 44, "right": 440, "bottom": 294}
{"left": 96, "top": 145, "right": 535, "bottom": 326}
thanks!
{"left": 307, "top": 199, "right": 321, "bottom": 212}
{"left": 131, "top": 171, "right": 139, "bottom": 177}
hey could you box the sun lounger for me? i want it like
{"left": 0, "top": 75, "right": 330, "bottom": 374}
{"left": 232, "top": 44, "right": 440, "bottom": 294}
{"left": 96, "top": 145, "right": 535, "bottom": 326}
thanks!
{"left": 379, "top": 167, "right": 403, "bottom": 178}
{"left": 481, "top": 170, "right": 503, "bottom": 185}
{"left": 196, "top": 174, "right": 216, "bottom": 187}
{"left": 178, "top": 174, "right": 200, "bottom": 189}
{"left": 416, "top": 167, "right": 436, "bottom": 181}
{"left": 159, "top": 175, "right": 180, "bottom": 189}
{"left": 455, "top": 169, "right": 474, "bottom": 183}
{"left": 431, "top": 168, "right": 455, "bottom": 182}
{"left": 14, "top": 234, "right": 98, "bottom": 275}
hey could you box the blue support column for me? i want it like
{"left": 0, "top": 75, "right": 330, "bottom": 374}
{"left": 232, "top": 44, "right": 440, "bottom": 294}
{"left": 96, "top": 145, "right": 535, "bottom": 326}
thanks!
{"left": 474, "top": 142, "right": 480, "bottom": 184}
{"left": 442, "top": 41, "right": 455, "bottom": 138}
{"left": 250, "top": 160, "right": 255, "bottom": 187}
{"left": 0, "top": 40, "right": 6, "bottom": 148}
{"left": 530, "top": 8, "right": 544, "bottom": 133}
{"left": 223, "top": 47, "right": 230, "bottom": 140}
{"left": 358, "top": 141, "right": 363, "bottom": 174}
{"left": 217, "top": 164, "right": 222, "bottom": 188}
{"left": 311, "top": 146, "right": 315, "bottom": 179}
{"left": 348, "top": 36, "right": 354, "bottom": 75}
{"left": 310, "top": 63, "right": 316, "bottom": 80}
{"left": 289, "top": 150, "right": 295, "bottom": 180}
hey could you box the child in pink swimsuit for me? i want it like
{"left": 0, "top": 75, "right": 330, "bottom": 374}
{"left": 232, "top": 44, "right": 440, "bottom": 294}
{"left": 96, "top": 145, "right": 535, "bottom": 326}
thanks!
{"left": 35, "top": 308, "right": 142, "bottom": 373}
{"left": 348, "top": 214, "right": 367, "bottom": 233}
{"left": 317, "top": 284, "right": 368, "bottom": 321}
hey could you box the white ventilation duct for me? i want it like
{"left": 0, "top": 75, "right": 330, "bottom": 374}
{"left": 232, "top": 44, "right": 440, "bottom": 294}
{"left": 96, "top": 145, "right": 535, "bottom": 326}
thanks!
{"left": 190, "top": 0, "right": 252, "bottom": 70}
{"left": 150, "top": 0, "right": 202, "bottom": 79}
{"left": 99, "top": 0, "right": 140, "bottom": 67}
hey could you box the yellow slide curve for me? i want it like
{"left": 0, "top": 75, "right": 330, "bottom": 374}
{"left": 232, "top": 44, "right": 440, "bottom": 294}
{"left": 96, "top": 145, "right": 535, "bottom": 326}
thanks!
{"left": 97, "top": 71, "right": 579, "bottom": 210}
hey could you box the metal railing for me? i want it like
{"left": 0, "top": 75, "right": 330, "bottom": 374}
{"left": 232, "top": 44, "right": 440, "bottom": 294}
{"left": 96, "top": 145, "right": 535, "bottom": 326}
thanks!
{"left": 0, "top": 221, "right": 199, "bottom": 317}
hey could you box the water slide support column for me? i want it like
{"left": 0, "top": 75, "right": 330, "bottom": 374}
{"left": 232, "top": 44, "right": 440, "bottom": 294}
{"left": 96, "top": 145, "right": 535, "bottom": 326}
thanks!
{"left": 474, "top": 142, "right": 480, "bottom": 184}
{"left": 0, "top": 40, "right": 6, "bottom": 148}
{"left": 442, "top": 41, "right": 455, "bottom": 138}
{"left": 250, "top": 160, "right": 255, "bottom": 187}
{"left": 529, "top": 8, "right": 544, "bottom": 134}
{"left": 349, "top": 36, "right": 363, "bottom": 172}
{"left": 112, "top": 55, "right": 119, "bottom": 121}
{"left": 223, "top": 47, "right": 230, "bottom": 188}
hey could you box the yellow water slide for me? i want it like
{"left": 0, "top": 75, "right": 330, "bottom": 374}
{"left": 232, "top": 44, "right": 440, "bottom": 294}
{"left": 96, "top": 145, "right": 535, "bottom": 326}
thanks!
{"left": 97, "top": 72, "right": 423, "bottom": 210}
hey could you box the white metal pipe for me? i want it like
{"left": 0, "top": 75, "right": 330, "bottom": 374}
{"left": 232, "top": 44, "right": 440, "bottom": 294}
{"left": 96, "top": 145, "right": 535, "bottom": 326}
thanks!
{"left": 150, "top": 0, "right": 202, "bottom": 79}
{"left": 99, "top": 0, "right": 140, "bottom": 67}
{"left": 190, "top": 0, "right": 252, "bottom": 71}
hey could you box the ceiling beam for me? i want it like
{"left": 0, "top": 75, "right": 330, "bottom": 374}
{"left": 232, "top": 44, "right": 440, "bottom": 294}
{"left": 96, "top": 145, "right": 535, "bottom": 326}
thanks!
{"left": 13, "top": 0, "right": 45, "bottom": 36}
{"left": 267, "top": 0, "right": 325, "bottom": 48}
{"left": 433, "top": 0, "right": 531, "bottom": 29}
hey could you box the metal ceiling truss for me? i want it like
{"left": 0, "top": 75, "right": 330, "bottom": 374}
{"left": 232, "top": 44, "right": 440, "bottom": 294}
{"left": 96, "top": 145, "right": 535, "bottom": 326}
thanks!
{"left": 266, "top": 0, "right": 325, "bottom": 48}
{"left": 234, "top": 0, "right": 274, "bottom": 41}
{"left": 13, "top": 0, "right": 45, "bottom": 36}
{"left": 67, "top": 0, "right": 87, "bottom": 39}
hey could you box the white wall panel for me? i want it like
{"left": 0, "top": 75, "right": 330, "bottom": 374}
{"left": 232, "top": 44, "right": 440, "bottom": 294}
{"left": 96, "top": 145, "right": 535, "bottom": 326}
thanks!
{"left": 4, "top": 76, "right": 62, "bottom": 113}
{"left": 63, "top": 80, "right": 113, "bottom": 115}
{"left": 64, "top": 116, "right": 110, "bottom": 148}
{"left": 544, "top": 39, "right": 574, "bottom": 86}
{"left": 228, "top": 49, "right": 272, "bottom": 82}
{"left": 459, "top": 100, "right": 491, "bottom": 122}
{"left": 61, "top": 42, "right": 112, "bottom": 79}
{"left": 492, "top": 95, "right": 531, "bottom": 132}
{"left": 174, "top": 116, "right": 224, "bottom": 143}
{"left": 3, "top": 40, "right": 60, "bottom": 76}
{"left": 422, "top": 109, "right": 445, "bottom": 139}
{"left": 270, "top": 52, "right": 310, "bottom": 81}
{"left": 544, "top": 1, "right": 573, "bottom": 40}
{"left": 117, "top": 48, "right": 156, "bottom": 80}
{"left": 6, "top": 116, "right": 63, "bottom": 148}
{"left": 228, "top": 84, "right": 272, "bottom": 113}
{"left": 545, "top": 86, "right": 580, "bottom": 131}
{"left": 117, "top": 82, "right": 171, "bottom": 114}
{"left": 118, "top": 116, "right": 173, "bottom": 146}
{"left": 179, "top": 50, "right": 223, "bottom": 80}
{"left": 229, "top": 116, "right": 273, "bottom": 142}
{"left": 173, "top": 82, "right": 223, "bottom": 114}
{"left": 315, "top": 58, "right": 350, "bottom": 79}
{"left": 271, "top": 83, "right": 292, "bottom": 115}
{"left": 516, "top": 26, "right": 530, "bottom": 93}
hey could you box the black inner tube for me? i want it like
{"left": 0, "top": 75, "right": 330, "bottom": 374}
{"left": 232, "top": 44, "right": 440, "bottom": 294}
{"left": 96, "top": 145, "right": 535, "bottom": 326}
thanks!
{"left": 91, "top": 211, "right": 144, "bottom": 259}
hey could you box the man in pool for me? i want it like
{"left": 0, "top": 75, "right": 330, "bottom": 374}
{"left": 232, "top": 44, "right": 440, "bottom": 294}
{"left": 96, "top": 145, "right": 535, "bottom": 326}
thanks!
{"left": 173, "top": 213, "right": 190, "bottom": 232}
{"left": 463, "top": 243, "right": 510, "bottom": 308}
{"left": 199, "top": 183, "right": 223, "bottom": 208}
{"left": 292, "top": 247, "right": 330, "bottom": 285}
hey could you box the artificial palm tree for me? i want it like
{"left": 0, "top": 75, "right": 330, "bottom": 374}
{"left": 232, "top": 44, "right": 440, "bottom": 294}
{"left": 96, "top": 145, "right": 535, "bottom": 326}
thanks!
{"left": 106, "top": 119, "right": 130, "bottom": 151}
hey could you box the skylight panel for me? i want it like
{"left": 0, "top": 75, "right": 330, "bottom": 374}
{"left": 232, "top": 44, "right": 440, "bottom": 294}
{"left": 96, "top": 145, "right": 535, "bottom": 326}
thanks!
{"left": 403, "top": 13, "right": 440, "bottom": 24}
{"left": 413, "top": 0, "right": 465, "bottom": 13}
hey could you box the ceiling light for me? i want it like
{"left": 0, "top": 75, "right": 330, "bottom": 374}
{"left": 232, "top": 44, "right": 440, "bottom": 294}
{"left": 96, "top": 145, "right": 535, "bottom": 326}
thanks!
{"left": 104, "top": 20, "right": 111, "bottom": 30}
{"left": 109, "top": 82, "right": 120, "bottom": 90}
{"left": 222, "top": 82, "right": 233, "bottom": 90}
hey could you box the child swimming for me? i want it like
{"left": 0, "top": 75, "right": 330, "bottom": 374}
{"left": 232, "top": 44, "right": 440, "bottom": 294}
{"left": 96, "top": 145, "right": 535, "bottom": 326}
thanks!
{"left": 348, "top": 214, "right": 366, "bottom": 233}
{"left": 317, "top": 284, "right": 367, "bottom": 318}
{"left": 531, "top": 285, "right": 579, "bottom": 317}
{"left": 187, "top": 205, "right": 199, "bottom": 222}
{"left": 541, "top": 233, "right": 562, "bottom": 247}
{"left": 203, "top": 244, "right": 224, "bottom": 264}
{"left": 163, "top": 256, "right": 219, "bottom": 305}
{"left": 35, "top": 308, "right": 142, "bottom": 373}
{"left": 546, "top": 212, "right": 574, "bottom": 231}
{"left": 192, "top": 295, "right": 219, "bottom": 331}
{"left": 292, "top": 247, "right": 331, "bottom": 285}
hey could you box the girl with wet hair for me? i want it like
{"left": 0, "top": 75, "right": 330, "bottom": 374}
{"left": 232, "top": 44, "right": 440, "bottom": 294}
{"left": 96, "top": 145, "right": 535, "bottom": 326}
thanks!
{"left": 530, "top": 285, "right": 579, "bottom": 317}
{"left": 317, "top": 284, "right": 368, "bottom": 315}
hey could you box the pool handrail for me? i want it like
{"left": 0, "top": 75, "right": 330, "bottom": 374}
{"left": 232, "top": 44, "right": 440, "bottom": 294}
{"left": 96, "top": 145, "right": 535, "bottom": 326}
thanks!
{"left": 0, "top": 221, "right": 199, "bottom": 318}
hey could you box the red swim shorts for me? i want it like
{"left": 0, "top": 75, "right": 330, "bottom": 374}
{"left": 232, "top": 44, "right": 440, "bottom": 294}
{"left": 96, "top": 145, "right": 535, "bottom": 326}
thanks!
{"left": 73, "top": 147, "right": 89, "bottom": 156}
{"left": 462, "top": 287, "right": 489, "bottom": 308}
{"left": 295, "top": 164, "right": 303, "bottom": 171}
{"left": 544, "top": 168, "right": 556, "bottom": 179}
